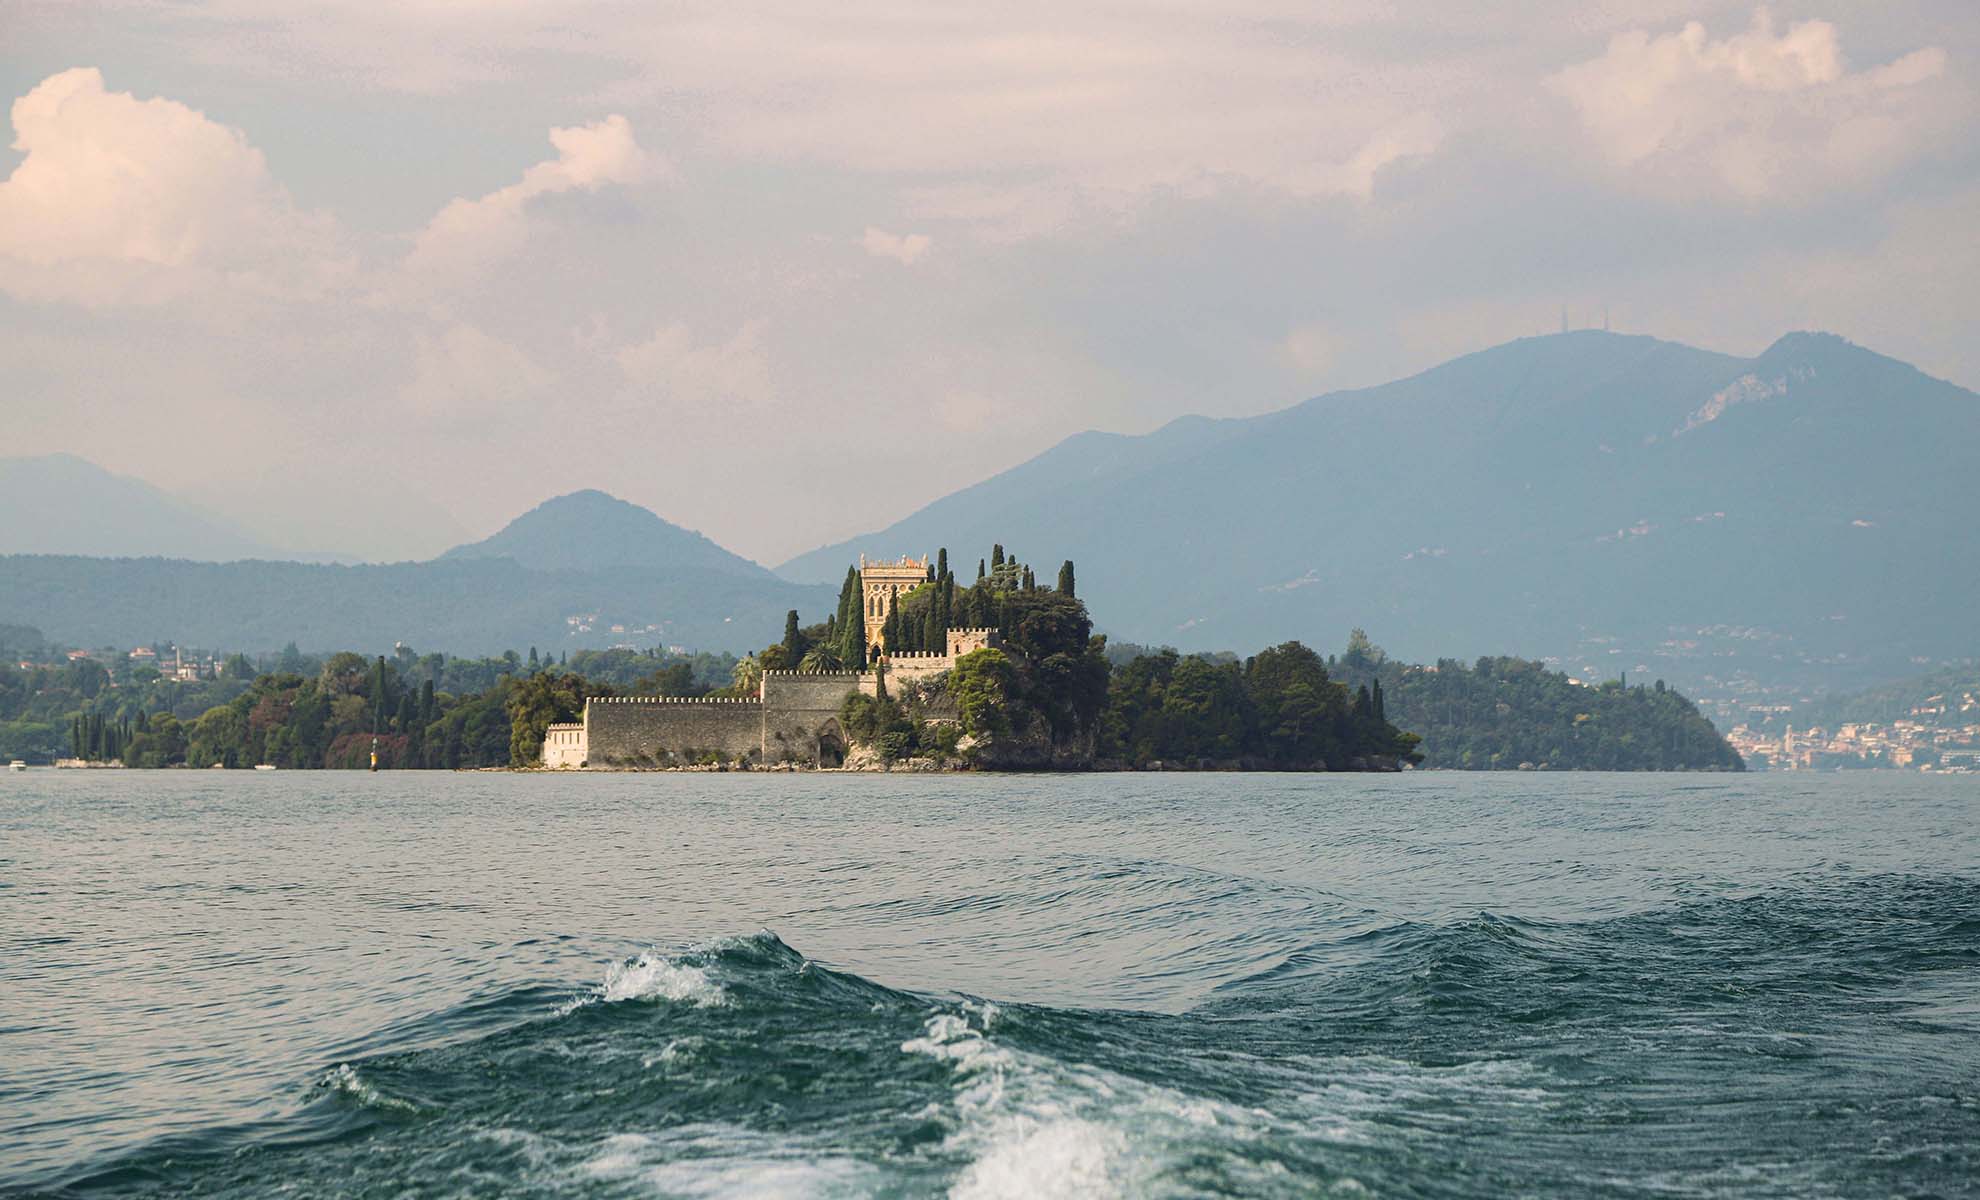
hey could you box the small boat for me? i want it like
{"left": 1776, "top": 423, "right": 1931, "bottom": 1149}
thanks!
{"left": 253, "top": 763, "right": 278, "bottom": 771}
{"left": 8, "top": 760, "right": 26, "bottom": 771}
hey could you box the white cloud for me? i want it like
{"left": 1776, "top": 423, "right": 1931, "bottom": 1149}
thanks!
{"left": 400, "top": 323, "right": 552, "bottom": 428}
{"left": 614, "top": 321, "right": 774, "bottom": 413}
{"left": 1546, "top": 8, "right": 1952, "bottom": 199}
{"left": 0, "top": 67, "right": 345, "bottom": 306}
{"left": 861, "top": 227, "right": 932, "bottom": 265}
{"left": 1277, "top": 322, "right": 1339, "bottom": 379}
{"left": 406, "top": 113, "right": 650, "bottom": 279}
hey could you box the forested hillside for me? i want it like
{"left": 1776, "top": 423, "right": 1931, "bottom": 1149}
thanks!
{"left": 1327, "top": 634, "right": 1742, "bottom": 771}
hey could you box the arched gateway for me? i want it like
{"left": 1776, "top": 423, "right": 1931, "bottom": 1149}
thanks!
{"left": 815, "top": 719, "right": 847, "bottom": 768}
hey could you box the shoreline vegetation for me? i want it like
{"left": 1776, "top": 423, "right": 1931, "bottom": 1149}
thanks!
{"left": 4, "top": 545, "right": 1744, "bottom": 772}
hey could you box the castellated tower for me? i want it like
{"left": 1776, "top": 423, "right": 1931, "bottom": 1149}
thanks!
{"left": 859, "top": 553, "right": 930, "bottom": 655}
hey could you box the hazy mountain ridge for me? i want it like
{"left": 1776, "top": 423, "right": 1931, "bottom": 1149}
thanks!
{"left": 782, "top": 330, "right": 1978, "bottom": 695}
{"left": 0, "top": 454, "right": 291, "bottom": 562}
{"left": 440, "top": 489, "right": 773, "bottom": 579}
{"left": 0, "top": 554, "right": 832, "bottom": 657}
{"left": 8, "top": 330, "right": 1972, "bottom": 683}
{"left": 0, "top": 485, "right": 824, "bottom": 655}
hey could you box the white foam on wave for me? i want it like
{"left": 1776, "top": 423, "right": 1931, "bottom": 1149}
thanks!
{"left": 581, "top": 1125, "right": 878, "bottom": 1198}
{"left": 902, "top": 1007, "right": 1262, "bottom": 1199}
{"left": 322, "top": 1063, "right": 418, "bottom": 1114}
{"left": 557, "top": 952, "right": 730, "bottom": 1015}
{"left": 602, "top": 954, "right": 727, "bottom": 1006}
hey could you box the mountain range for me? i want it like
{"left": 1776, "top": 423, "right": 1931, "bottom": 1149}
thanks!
{"left": 0, "top": 454, "right": 288, "bottom": 561}
{"left": 0, "top": 486, "right": 829, "bottom": 656}
{"left": 3, "top": 330, "right": 1974, "bottom": 693}
{"left": 783, "top": 330, "right": 1979, "bottom": 693}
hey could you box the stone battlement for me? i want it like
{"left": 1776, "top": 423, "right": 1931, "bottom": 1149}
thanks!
{"left": 885, "top": 651, "right": 950, "bottom": 660}
{"left": 589, "top": 695, "right": 761, "bottom": 706}
{"left": 761, "top": 669, "right": 864, "bottom": 679}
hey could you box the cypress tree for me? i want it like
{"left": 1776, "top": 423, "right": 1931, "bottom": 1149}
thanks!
{"left": 838, "top": 567, "right": 868, "bottom": 668}
{"left": 783, "top": 610, "right": 802, "bottom": 665}
{"left": 1057, "top": 560, "right": 1075, "bottom": 597}
{"left": 835, "top": 566, "right": 858, "bottom": 630}
{"left": 1372, "top": 678, "right": 1385, "bottom": 721}
{"left": 937, "top": 548, "right": 948, "bottom": 580}
{"left": 978, "top": 559, "right": 986, "bottom": 581}
{"left": 991, "top": 545, "right": 1004, "bottom": 569}
{"left": 923, "top": 605, "right": 941, "bottom": 653}
{"left": 371, "top": 656, "right": 391, "bottom": 720}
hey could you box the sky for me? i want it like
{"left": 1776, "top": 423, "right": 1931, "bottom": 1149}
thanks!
{"left": 2, "top": 2, "right": 1975, "bottom": 563}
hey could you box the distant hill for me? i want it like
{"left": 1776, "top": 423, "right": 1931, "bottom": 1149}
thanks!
{"left": 0, "top": 487, "right": 831, "bottom": 656}
{"left": 441, "top": 489, "right": 773, "bottom": 579}
{"left": 1764, "top": 662, "right": 1980, "bottom": 733}
{"left": 1328, "top": 647, "right": 1743, "bottom": 771}
{"left": 0, "top": 555, "right": 832, "bottom": 657}
{"left": 0, "top": 454, "right": 287, "bottom": 561}
{"left": 782, "top": 330, "right": 1980, "bottom": 695}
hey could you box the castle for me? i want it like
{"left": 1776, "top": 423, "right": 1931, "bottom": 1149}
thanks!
{"left": 542, "top": 555, "right": 1002, "bottom": 768}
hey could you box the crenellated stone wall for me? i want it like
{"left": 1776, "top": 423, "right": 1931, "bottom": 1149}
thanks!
{"left": 760, "top": 670, "right": 862, "bottom": 764}
{"left": 584, "top": 696, "right": 764, "bottom": 765}
{"left": 945, "top": 627, "right": 1002, "bottom": 657}
{"left": 879, "top": 650, "right": 955, "bottom": 691}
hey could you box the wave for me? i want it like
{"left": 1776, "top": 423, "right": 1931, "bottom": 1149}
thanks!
{"left": 35, "top": 875, "right": 1980, "bottom": 1198}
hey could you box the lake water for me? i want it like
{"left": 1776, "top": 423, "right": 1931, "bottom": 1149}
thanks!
{"left": 2, "top": 771, "right": 1976, "bottom": 1197}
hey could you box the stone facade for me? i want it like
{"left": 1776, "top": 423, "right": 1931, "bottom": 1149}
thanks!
{"left": 945, "top": 627, "right": 1000, "bottom": 657}
{"left": 759, "top": 670, "right": 862, "bottom": 766}
{"left": 542, "top": 723, "right": 585, "bottom": 768}
{"left": 583, "top": 696, "right": 765, "bottom": 766}
{"left": 860, "top": 554, "right": 931, "bottom": 654}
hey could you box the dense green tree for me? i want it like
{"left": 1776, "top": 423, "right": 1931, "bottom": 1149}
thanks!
{"left": 1245, "top": 641, "right": 1349, "bottom": 766}
{"left": 949, "top": 648, "right": 1018, "bottom": 737}
{"left": 504, "top": 671, "right": 607, "bottom": 767}
{"left": 730, "top": 654, "right": 763, "bottom": 697}
{"left": 124, "top": 711, "right": 188, "bottom": 768}
{"left": 1057, "top": 560, "right": 1075, "bottom": 597}
{"left": 1158, "top": 657, "right": 1251, "bottom": 761}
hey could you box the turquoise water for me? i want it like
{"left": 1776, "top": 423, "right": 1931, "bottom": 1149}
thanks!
{"left": 2, "top": 772, "right": 1976, "bottom": 1197}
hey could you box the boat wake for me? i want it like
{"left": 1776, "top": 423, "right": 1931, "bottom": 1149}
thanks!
{"left": 35, "top": 874, "right": 1980, "bottom": 1198}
